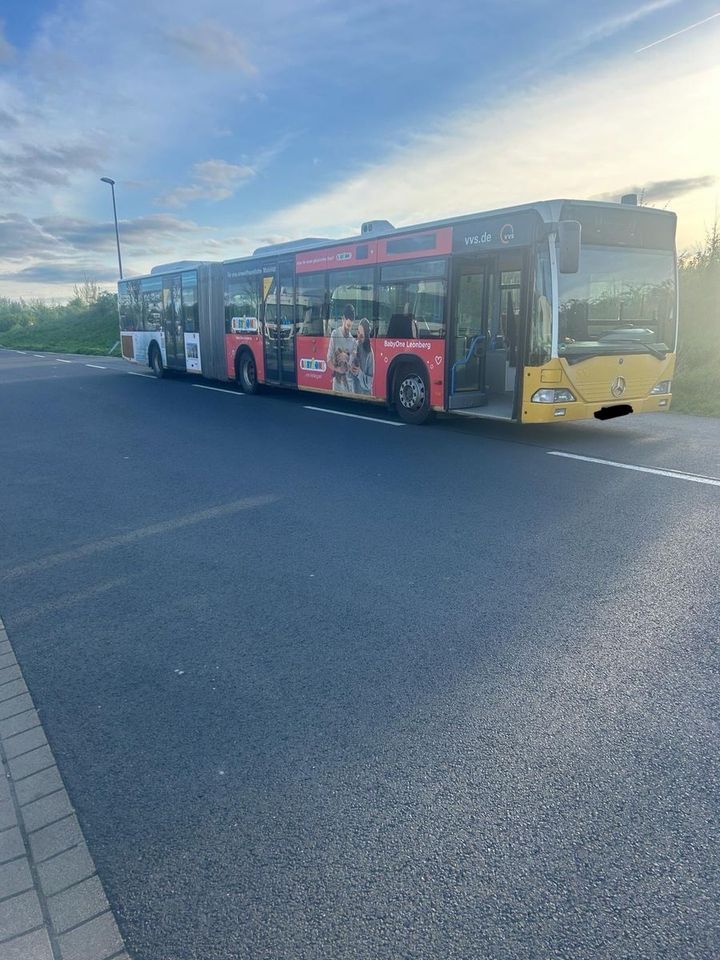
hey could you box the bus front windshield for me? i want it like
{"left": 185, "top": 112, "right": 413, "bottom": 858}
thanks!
{"left": 557, "top": 246, "right": 676, "bottom": 363}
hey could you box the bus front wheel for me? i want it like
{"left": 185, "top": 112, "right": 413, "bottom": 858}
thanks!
{"left": 236, "top": 350, "right": 258, "bottom": 394}
{"left": 149, "top": 344, "right": 164, "bottom": 379}
{"left": 393, "top": 365, "right": 432, "bottom": 425}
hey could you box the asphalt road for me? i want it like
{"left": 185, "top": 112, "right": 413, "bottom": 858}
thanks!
{"left": 0, "top": 347, "right": 718, "bottom": 960}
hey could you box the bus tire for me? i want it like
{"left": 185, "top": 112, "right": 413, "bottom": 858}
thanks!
{"left": 392, "top": 362, "right": 432, "bottom": 425}
{"left": 149, "top": 343, "right": 164, "bottom": 378}
{"left": 236, "top": 349, "right": 258, "bottom": 394}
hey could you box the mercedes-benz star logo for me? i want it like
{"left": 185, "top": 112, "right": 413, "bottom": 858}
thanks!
{"left": 611, "top": 376, "right": 626, "bottom": 398}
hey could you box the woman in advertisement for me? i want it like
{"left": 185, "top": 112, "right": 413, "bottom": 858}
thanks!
{"left": 327, "top": 304, "right": 356, "bottom": 393}
{"left": 351, "top": 317, "right": 374, "bottom": 395}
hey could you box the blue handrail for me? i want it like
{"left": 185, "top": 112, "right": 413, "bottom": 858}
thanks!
{"left": 450, "top": 334, "right": 485, "bottom": 394}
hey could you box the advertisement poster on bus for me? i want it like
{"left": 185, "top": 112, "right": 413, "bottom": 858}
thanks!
{"left": 184, "top": 332, "right": 202, "bottom": 372}
{"left": 296, "top": 333, "right": 445, "bottom": 407}
{"left": 225, "top": 333, "right": 264, "bottom": 382}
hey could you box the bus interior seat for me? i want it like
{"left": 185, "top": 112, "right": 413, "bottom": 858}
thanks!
{"left": 300, "top": 310, "right": 323, "bottom": 336}
{"left": 387, "top": 314, "right": 415, "bottom": 338}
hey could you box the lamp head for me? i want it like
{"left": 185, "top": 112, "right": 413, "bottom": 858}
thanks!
{"left": 100, "top": 177, "right": 115, "bottom": 185}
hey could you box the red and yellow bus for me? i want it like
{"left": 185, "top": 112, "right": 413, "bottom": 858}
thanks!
{"left": 118, "top": 198, "right": 677, "bottom": 424}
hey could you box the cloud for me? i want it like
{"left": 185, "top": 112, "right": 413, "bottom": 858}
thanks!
{"left": 0, "top": 212, "right": 207, "bottom": 260}
{"left": 165, "top": 20, "right": 257, "bottom": 75}
{"left": 578, "top": 0, "right": 681, "bottom": 47}
{"left": 0, "top": 141, "right": 105, "bottom": 192}
{"left": 0, "top": 212, "right": 213, "bottom": 293}
{"left": 0, "top": 19, "right": 16, "bottom": 63}
{"left": 0, "top": 214, "right": 62, "bottom": 260}
{"left": 0, "top": 263, "right": 120, "bottom": 284}
{"left": 593, "top": 177, "right": 718, "bottom": 204}
{"left": 121, "top": 178, "right": 162, "bottom": 190}
{"left": 156, "top": 159, "right": 257, "bottom": 208}
{"left": 38, "top": 213, "right": 208, "bottom": 250}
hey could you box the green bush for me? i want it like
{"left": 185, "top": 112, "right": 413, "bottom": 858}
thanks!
{"left": 0, "top": 292, "right": 120, "bottom": 355}
{"left": 673, "top": 226, "right": 720, "bottom": 416}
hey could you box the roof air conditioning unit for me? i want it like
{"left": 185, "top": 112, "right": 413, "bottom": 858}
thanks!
{"left": 360, "top": 220, "right": 395, "bottom": 236}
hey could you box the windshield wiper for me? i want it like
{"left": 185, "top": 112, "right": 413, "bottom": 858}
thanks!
{"left": 607, "top": 339, "right": 667, "bottom": 360}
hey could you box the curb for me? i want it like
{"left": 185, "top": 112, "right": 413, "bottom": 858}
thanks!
{"left": 0, "top": 617, "right": 130, "bottom": 959}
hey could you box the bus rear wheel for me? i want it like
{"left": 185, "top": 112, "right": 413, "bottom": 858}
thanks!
{"left": 237, "top": 350, "right": 258, "bottom": 394}
{"left": 393, "top": 365, "right": 432, "bottom": 424}
{"left": 149, "top": 344, "right": 164, "bottom": 378}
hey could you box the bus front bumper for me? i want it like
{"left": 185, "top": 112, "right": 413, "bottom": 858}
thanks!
{"left": 521, "top": 393, "right": 673, "bottom": 423}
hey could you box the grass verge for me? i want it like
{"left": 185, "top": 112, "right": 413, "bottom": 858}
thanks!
{"left": 0, "top": 313, "right": 119, "bottom": 356}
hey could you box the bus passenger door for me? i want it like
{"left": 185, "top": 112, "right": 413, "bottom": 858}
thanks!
{"left": 262, "top": 265, "right": 280, "bottom": 382}
{"left": 487, "top": 255, "right": 524, "bottom": 401}
{"left": 448, "top": 258, "right": 487, "bottom": 408}
{"left": 163, "top": 275, "right": 185, "bottom": 369}
{"left": 278, "top": 260, "right": 297, "bottom": 385}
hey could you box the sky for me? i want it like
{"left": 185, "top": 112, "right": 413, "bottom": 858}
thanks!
{"left": 0, "top": 0, "right": 718, "bottom": 299}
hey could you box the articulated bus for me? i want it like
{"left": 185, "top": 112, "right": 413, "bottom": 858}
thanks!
{"left": 117, "top": 198, "right": 677, "bottom": 424}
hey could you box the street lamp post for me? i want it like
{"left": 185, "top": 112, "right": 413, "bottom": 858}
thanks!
{"left": 100, "top": 176, "right": 123, "bottom": 279}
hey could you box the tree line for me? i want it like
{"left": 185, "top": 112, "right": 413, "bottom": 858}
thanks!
{"left": 672, "top": 225, "right": 720, "bottom": 415}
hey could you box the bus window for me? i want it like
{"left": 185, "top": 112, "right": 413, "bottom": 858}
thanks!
{"left": 181, "top": 272, "right": 198, "bottom": 332}
{"left": 377, "top": 268, "right": 447, "bottom": 339}
{"left": 296, "top": 272, "right": 327, "bottom": 335}
{"left": 225, "top": 268, "right": 261, "bottom": 334}
{"left": 328, "top": 268, "right": 375, "bottom": 336}
{"left": 119, "top": 279, "right": 142, "bottom": 331}
{"left": 140, "top": 277, "right": 163, "bottom": 332}
{"left": 529, "top": 246, "right": 552, "bottom": 365}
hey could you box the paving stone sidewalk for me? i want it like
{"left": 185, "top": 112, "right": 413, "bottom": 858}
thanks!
{"left": 0, "top": 617, "right": 130, "bottom": 959}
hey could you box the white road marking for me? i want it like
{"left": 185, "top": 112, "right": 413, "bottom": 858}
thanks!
{"left": 85, "top": 363, "right": 107, "bottom": 369}
{"left": 192, "top": 384, "right": 243, "bottom": 396}
{"left": 11, "top": 577, "right": 128, "bottom": 625}
{"left": 304, "top": 405, "right": 404, "bottom": 426}
{"left": 55, "top": 358, "right": 72, "bottom": 363}
{"left": 548, "top": 451, "right": 720, "bottom": 488}
{"left": 33, "top": 354, "right": 44, "bottom": 358}
{"left": 1, "top": 494, "right": 279, "bottom": 581}
{"left": 15, "top": 351, "right": 27, "bottom": 354}
{"left": 127, "top": 371, "right": 154, "bottom": 377}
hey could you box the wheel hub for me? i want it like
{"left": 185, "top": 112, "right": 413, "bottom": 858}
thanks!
{"left": 399, "top": 375, "right": 425, "bottom": 410}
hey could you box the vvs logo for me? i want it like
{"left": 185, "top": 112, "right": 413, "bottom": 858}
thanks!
{"left": 465, "top": 232, "right": 493, "bottom": 246}
{"left": 464, "top": 223, "right": 515, "bottom": 246}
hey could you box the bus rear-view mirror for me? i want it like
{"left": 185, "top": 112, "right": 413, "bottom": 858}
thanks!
{"left": 558, "top": 220, "right": 581, "bottom": 274}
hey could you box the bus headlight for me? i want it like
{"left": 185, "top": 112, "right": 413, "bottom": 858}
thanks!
{"left": 650, "top": 380, "right": 671, "bottom": 395}
{"left": 531, "top": 388, "right": 576, "bottom": 403}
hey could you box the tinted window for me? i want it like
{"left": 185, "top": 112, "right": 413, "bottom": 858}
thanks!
{"left": 386, "top": 233, "right": 437, "bottom": 255}
{"left": 225, "top": 268, "right": 261, "bottom": 334}
{"left": 328, "top": 268, "right": 375, "bottom": 335}
{"left": 141, "top": 277, "right": 163, "bottom": 332}
{"left": 380, "top": 260, "right": 447, "bottom": 282}
{"left": 377, "top": 278, "right": 446, "bottom": 338}
{"left": 278, "top": 261, "right": 296, "bottom": 331}
{"left": 560, "top": 204, "right": 676, "bottom": 249}
{"left": 181, "top": 272, "right": 198, "bottom": 332}
{"left": 119, "top": 279, "right": 142, "bottom": 331}
{"left": 529, "top": 246, "right": 552, "bottom": 365}
{"left": 297, "top": 272, "right": 327, "bottom": 335}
